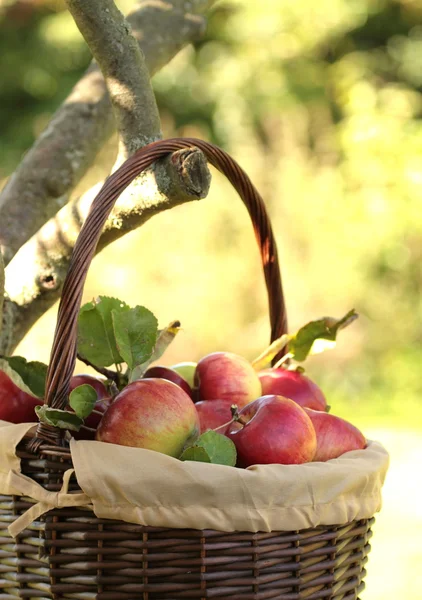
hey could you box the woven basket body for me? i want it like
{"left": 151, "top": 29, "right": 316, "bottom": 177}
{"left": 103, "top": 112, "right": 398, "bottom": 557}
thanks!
{"left": 0, "top": 447, "right": 373, "bottom": 599}
{"left": 0, "top": 139, "right": 376, "bottom": 599}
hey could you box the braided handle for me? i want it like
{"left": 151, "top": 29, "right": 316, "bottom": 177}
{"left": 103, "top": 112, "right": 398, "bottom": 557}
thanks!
{"left": 36, "top": 139, "right": 287, "bottom": 444}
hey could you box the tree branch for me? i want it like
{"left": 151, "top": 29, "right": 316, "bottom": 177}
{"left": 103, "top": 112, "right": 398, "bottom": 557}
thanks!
{"left": 65, "top": 0, "right": 162, "bottom": 160}
{"left": 0, "top": 0, "right": 215, "bottom": 264}
{"left": 2, "top": 147, "right": 211, "bottom": 353}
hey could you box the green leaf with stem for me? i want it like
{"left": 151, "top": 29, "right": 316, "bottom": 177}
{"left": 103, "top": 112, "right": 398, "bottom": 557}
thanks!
{"left": 289, "top": 309, "right": 359, "bottom": 362}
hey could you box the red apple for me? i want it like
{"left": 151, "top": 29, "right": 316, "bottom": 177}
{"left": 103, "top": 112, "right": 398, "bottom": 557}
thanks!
{"left": 196, "top": 352, "right": 261, "bottom": 407}
{"left": 226, "top": 395, "right": 317, "bottom": 467}
{"left": 69, "top": 374, "right": 112, "bottom": 440}
{"left": 96, "top": 378, "right": 199, "bottom": 457}
{"left": 258, "top": 368, "right": 327, "bottom": 411}
{"left": 0, "top": 369, "right": 42, "bottom": 424}
{"left": 143, "top": 365, "right": 192, "bottom": 398}
{"left": 304, "top": 408, "right": 366, "bottom": 461}
{"left": 195, "top": 399, "right": 235, "bottom": 433}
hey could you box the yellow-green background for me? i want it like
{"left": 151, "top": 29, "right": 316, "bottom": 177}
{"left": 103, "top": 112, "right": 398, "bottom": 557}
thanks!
{"left": 1, "top": 1, "right": 421, "bottom": 597}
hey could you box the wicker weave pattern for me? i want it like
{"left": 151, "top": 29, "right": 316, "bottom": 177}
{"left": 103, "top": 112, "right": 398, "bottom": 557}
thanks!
{"left": 0, "top": 450, "right": 373, "bottom": 600}
{"left": 1, "top": 498, "right": 372, "bottom": 600}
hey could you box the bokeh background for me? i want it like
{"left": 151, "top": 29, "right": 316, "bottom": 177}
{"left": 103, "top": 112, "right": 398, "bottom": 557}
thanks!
{"left": 1, "top": 0, "right": 421, "bottom": 597}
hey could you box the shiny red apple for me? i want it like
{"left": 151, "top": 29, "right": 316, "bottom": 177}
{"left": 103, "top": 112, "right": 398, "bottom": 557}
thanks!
{"left": 226, "top": 395, "right": 317, "bottom": 467}
{"left": 304, "top": 408, "right": 366, "bottom": 461}
{"left": 195, "top": 399, "right": 235, "bottom": 433}
{"left": 258, "top": 368, "right": 327, "bottom": 411}
{"left": 0, "top": 369, "right": 42, "bottom": 424}
{"left": 96, "top": 378, "right": 199, "bottom": 457}
{"left": 196, "top": 352, "right": 261, "bottom": 407}
{"left": 143, "top": 365, "right": 192, "bottom": 398}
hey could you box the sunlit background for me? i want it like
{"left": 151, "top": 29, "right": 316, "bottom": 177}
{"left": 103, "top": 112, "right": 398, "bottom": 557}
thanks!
{"left": 1, "top": 0, "right": 422, "bottom": 597}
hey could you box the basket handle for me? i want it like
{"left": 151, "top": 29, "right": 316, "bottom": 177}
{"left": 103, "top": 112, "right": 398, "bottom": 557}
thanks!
{"left": 36, "top": 138, "right": 287, "bottom": 444}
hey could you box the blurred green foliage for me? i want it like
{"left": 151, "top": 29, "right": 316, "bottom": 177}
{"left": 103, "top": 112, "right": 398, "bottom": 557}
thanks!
{"left": 2, "top": 0, "right": 422, "bottom": 427}
{"left": 0, "top": 0, "right": 90, "bottom": 173}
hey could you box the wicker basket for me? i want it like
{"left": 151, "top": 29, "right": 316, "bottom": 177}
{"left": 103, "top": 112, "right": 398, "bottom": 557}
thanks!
{"left": 0, "top": 139, "right": 377, "bottom": 599}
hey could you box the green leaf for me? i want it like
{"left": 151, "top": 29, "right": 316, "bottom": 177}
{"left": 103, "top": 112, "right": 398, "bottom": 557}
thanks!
{"left": 196, "top": 430, "right": 237, "bottom": 466}
{"left": 35, "top": 406, "right": 83, "bottom": 431}
{"left": 113, "top": 306, "right": 158, "bottom": 370}
{"left": 181, "top": 430, "right": 237, "bottom": 466}
{"left": 289, "top": 309, "right": 359, "bottom": 362}
{"left": 69, "top": 384, "right": 98, "bottom": 419}
{"left": 129, "top": 320, "right": 180, "bottom": 381}
{"left": 77, "top": 296, "right": 129, "bottom": 367}
{"left": 179, "top": 446, "right": 211, "bottom": 463}
{"left": 0, "top": 356, "right": 47, "bottom": 398}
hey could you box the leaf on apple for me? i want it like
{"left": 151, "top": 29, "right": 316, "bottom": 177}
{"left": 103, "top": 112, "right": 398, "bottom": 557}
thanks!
{"left": 289, "top": 309, "right": 358, "bottom": 362}
{"left": 69, "top": 384, "right": 98, "bottom": 419}
{"left": 179, "top": 446, "right": 211, "bottom": 463}
{"left": 113, "top": 306, "right": 158, "bottom": 370}
{"left": 0, "top": 356, "right": 47, "bottom": 398}
{"left": 197, "top": 430, "right": 237, "bottom": 466}
{"left": 129, "top": 320, "right": 181, "bottom": 381}
{"left": 180, "top": 430, "right": 237, "bottom": 466}
{"left": 35, "top": 406, "right": 83, "bottom": 431}
{"left": 77, "top": 296, "right": 130, "bottom": 367}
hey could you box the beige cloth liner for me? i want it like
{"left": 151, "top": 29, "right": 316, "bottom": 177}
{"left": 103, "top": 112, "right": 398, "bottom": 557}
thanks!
{"left": 0, "top": 419, "right": 389, "bottom": 537}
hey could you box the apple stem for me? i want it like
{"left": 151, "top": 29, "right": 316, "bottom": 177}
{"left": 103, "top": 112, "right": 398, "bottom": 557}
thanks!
{"left": 273, "top": 352, "right": 293, "bottom": 369}
{"left": 212, "top": 405, "right": 239, "bottom": 432}
{"left": 91, "top": 409, "right": 104, "bottom": 417}
{"left": 213, "top": 406, "right": 249, "bottom": 433}
{"left": 107, "top": 381, "right": 120, "bottom": 397}
{"left": 213, "top": 419, "right": 234, "bottom": 433}
{"left": 236, "top": 415, "right": 248, "bottom": 426}
{"left": 230, "top": 405, "right": 248, "bottom": 426}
